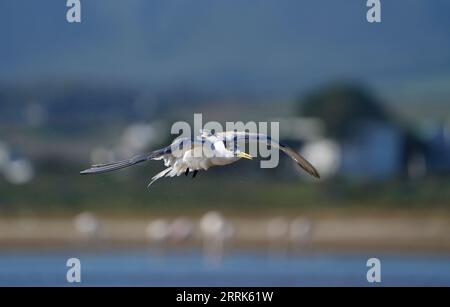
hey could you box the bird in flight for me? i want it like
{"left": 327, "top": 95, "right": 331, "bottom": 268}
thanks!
{"left": 80, "top": 131, "right": 320, "bottom": 186}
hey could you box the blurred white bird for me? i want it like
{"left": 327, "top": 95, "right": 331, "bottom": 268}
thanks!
{"left": 80, "top": 131, "right": 320, "bottom": 186}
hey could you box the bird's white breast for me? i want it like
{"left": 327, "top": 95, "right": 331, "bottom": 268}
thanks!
{"left": 182, "top": 148, "right": 214, "bottom": 171}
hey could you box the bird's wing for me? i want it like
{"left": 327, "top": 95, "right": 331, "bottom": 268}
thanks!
{"left": 217, "top": 131, "right": 320, "bottom": 179}
{"left": 80, "top": 137, "right": 214, "bottom": 175}
{"left": 80, "top": 147, "right": 169, "bottom": 175}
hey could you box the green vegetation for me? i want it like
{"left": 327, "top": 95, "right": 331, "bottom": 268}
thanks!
{"left": 299, "top": 82, "right": 391, "bottom": 139}
{"left": 1, "top": 163, "right": 449, "bottom": 216}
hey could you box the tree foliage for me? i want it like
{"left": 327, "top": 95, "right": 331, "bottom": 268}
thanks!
{"left": 299, "top": 83, "right": 390, "bottom": 139}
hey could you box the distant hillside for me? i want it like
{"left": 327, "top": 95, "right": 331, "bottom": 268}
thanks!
{"left": 1, "top": 0, "right": 450, "bottom": 99}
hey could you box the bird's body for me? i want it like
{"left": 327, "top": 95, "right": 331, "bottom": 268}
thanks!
{"left": 80, "top": 131, "right": 320, "bottom": 186}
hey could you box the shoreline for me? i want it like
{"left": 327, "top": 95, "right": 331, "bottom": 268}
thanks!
{"left": 1, "top": 211, "right": 450, "bottom": 252}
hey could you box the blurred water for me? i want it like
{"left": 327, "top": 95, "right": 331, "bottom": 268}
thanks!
{"left": 0, "top": 248, "right": 449, "bottom": 286}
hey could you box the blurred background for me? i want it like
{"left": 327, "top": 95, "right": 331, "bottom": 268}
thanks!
{"left": 1, "top": 0, "right": 450, "bottom": 286}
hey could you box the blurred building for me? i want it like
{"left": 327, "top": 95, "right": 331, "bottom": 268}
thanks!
{"left": 279, "top": 116, "right": 450, "bottom": 181}
{"left": 424, "top": 120, "right": 450, "bottom": 174}
{"left": 339, "top": 121, "right": 403, "bottom": 181}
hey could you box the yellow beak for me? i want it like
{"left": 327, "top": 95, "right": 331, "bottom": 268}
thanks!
{"left": 237, "top": 152, "right": 253, "bottom": 160}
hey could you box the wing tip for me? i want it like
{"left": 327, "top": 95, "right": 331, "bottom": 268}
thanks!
{"left": 300, "top": 163, "right": 320, "bottom": 179}
{"left": 311, "top": 168, "right": 321, "bottom": 179}
{"left": 80, "top": 166, "right": 108, "bottom": 175}
{"left": 80, "top": 168, "right": 93, "bottom": 175}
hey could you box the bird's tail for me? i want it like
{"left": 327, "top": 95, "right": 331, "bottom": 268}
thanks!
{"left": 147, "top": 167, "right": 173, "bottom": 187}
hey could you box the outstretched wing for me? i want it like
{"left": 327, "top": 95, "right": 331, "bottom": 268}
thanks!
{"left": 79, "top": 137, "right": 215, "bottom": 175}
{"left": 216, "top": 131, "right": 320, "bottom": 179}
{"left": 80, "top": 147, "right": 170, "bottom": 175}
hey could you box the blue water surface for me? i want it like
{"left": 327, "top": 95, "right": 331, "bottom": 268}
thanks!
{"left": 0, "top": 248, "right": 449, "bottom": 286}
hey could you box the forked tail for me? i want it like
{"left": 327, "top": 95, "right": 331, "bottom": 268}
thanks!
{"left": 147, "top": 167, "right": 173, "bottom": 187}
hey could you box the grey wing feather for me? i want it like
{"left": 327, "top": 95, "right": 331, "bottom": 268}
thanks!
{"left": 79, "top": 136, "right": 210, "bottom": 175}
{"left": 80, "top": 147, "right": 169, "bottom": 175}
{"left": 278, "top": 144, "right": 320, "bottom": 179}
{"left": 218, "top": 131, "right": 320, "bottom": 179}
